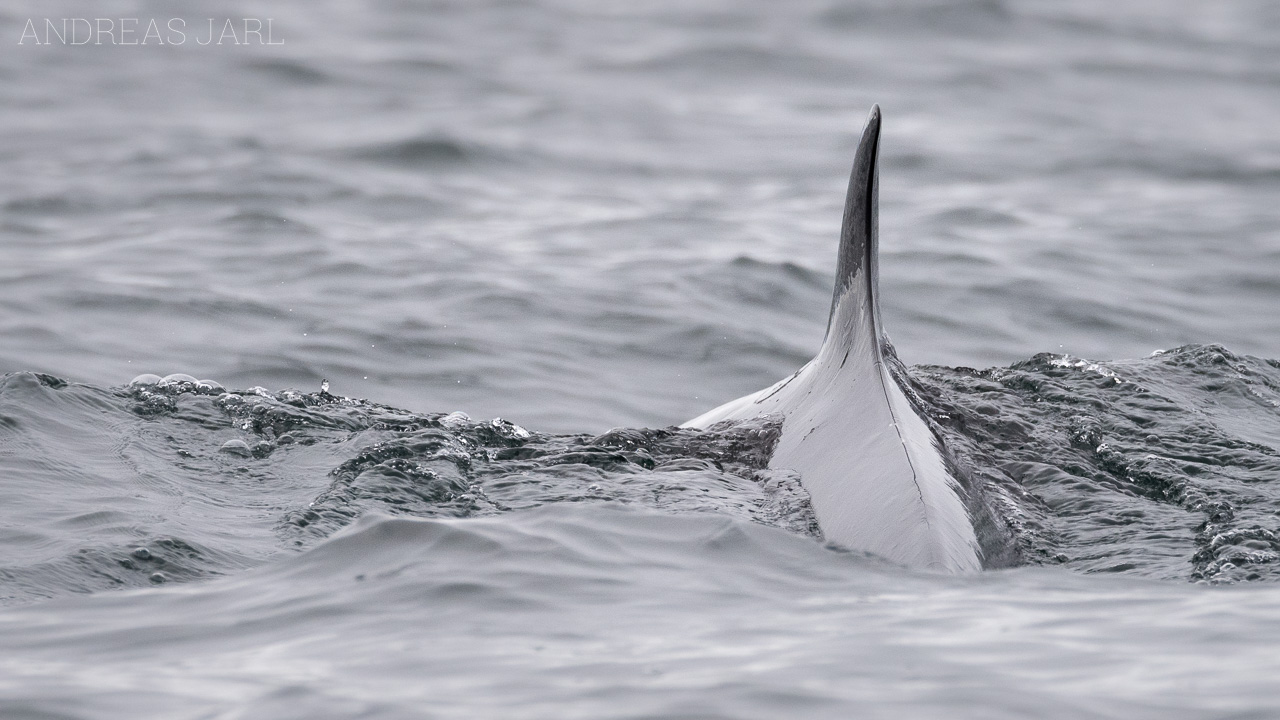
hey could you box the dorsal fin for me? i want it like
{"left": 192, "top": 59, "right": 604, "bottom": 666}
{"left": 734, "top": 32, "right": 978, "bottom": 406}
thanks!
{"left": 682, "top": 105, "right": 981, "bottom": 572}
{"left": 828, "top": 104, "right": 881, "bottom": 341}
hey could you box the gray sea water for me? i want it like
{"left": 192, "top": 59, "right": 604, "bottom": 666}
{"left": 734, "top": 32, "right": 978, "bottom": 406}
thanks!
{"left": 2, "top": 0, "right": 1280, "bottom": 717}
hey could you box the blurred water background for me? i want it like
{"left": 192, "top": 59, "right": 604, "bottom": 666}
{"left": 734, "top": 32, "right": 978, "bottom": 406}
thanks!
{"left": 2, "top": 1, "right": 1280, "bottom": 718}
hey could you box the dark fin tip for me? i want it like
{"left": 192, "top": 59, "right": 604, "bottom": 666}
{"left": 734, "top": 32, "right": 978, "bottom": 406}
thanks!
{"left": 827, "top": 105, "right": 882, "bottom": 333}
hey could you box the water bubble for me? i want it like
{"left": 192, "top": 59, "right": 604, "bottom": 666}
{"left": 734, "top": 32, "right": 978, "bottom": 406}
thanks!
{"left": 149, "top": 572, "right": 167, "bottom": 584}
{"left": 440, "top": 411, "right": 471, "bottom": 429}
{"left": 132, "top": 547, "right": 152, "bottom": 560}
{"left": 196, "top": 379, "right": 224, "bottom": 393}
{"left": 219, "top": 439, "right": 252, "bottom": 457}
{"left": 161, "top": 373, "right": 198, "bottom": 385}
{"left": 130, "top": 374, "right": 163, "bottom": 386}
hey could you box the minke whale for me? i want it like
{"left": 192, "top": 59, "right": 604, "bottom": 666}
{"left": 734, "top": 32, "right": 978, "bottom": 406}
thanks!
{"left": 683, "top": 106, "right": 988, "bottom": 573}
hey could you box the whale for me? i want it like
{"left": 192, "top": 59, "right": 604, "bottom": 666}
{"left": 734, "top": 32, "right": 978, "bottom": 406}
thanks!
{"left": 682, "top": 106, "right": 988, "bottom": 573}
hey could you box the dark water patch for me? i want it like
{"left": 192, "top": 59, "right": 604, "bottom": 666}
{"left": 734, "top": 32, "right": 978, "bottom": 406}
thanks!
{"left": 3, "top": 195, "right": 95, "bottom": 215}
{"left": 298, "top": 259, "right": 380, "bottom": 281}
{"left": 886, "top": 151, "right": 932, "bottom": 171}
{"left": 462, "top": 290, "right": 539, "bottom": 317}
{"left": 242, "top": 58, "right": 333, "bottom": 86}
{"left": 231, "top": 135, "right": 265, "bottom": 151}
{"left": 894, "top": 249, "right": 999, "bottom": 270}
{"left": 344, "top": 136, "right": 478, "bottom": 169}
{"left": 144, "top": 188, "right": 329, "bottom": 209}
{"left": 216, "top": 208, "right": 316, "bottom": 234}
{"left": 1049, "top": 152, "right": 1280, "bottom": 185}
{"left": 931, "top": 206, "right": 1026, "bottom": 227}
{"left": 579, "top": 309, "right": 668, "bottom": 336}
{"left": 353, "top": 191, "right": 449, "bottom": 220}
{"left": 369, "top": 56, "right": 459, "bottom": 74}
{"left": 0, "top": 219, "right": 45, "bottom": 235}
{"left": 819, "top": 0, "right": 1014, "bottom": 35}
{"left": 1229, "top": 274, "right": 1280, "bottom": 295}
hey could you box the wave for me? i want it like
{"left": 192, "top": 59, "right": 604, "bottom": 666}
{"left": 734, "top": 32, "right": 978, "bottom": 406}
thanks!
{"left": 3, "top": 343, "right": 1279, "bottom": 608}
{"left": 4, "top": 504, "right": 1280, "bottom": 719}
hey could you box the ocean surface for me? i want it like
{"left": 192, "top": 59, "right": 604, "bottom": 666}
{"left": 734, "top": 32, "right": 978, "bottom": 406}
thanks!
{"left": 2, "top": 0, "right": 1280, "bottom": 717}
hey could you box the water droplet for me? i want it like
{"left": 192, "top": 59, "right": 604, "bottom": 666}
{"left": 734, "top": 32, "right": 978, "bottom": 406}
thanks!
{"left": 321, "top": 379, "right": 330, "bottom": 393}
